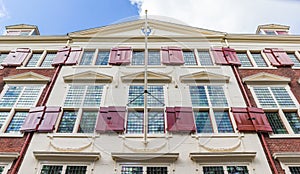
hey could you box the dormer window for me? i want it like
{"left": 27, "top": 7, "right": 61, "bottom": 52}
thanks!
{"left": 5, "top": 24, "right": 40, "bottom": 36}
{"left": 256, "top": 24, "right": 290, "bottom": 35}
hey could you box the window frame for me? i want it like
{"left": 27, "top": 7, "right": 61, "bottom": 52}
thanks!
{"left": 19, "top": 50, "right": 57, "bottom": 68}
{"left": 197, "top": 49, "right": 215, "bottom": 66}
{"left": 78, "top": 49, "right": 111, "bottom": 66}
{"left": 199, "top": 163, "right": 251, "bottom": 174}
{"left": 38, "top": 162, "right": 91, "bottom": 174}
{"left": 287, "top": 51, "right": 300, "bottom": 68}
{"left": 118, "top": 164, "right": 170, "bottom": 174}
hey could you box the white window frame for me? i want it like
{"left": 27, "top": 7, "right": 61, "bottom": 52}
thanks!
{"left": 78, "top": 49, "right": 110, "bottom": 66}
{"left": 248, "top": 50, "right": 271, "bottom": 68}
{"left": 118, "top": 164, "right": 171, "bottom": 174}
{"left": 37, "top": 162, "right": 91, "bottom": 174}
{"left": 19, "top": 50, "right": 57, "bottom": 68}
{"left": 5, "top": 29, "right": 34, "bottom": 36}
{"left": 196, "top": 49, "right": 215, "bottom": 67}
{"left": 182, "top": 49, "right": 198, "bottom": 66}
{"left": 199, "top": 163, "right": 252, "bottom": 174}
{"left": 0, "top": 162, "right": 11, "bottom": 174}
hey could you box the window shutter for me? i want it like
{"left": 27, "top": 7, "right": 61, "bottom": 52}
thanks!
{"left": 166, "top": 107, "right": 177, "bottom": 131}
{"left": 1, "top": 48, "right": 30, "bottom": 66}
{"left": 169, "top": 47, "right": 184, "bottom": 65}
{"left": 222, "top": 48, "right": 241, "bottom": 66}
{"left": 161, "top": 47, "right": 170, "bottom": 64}
{"left": 248, "top": 107, "right": 273, "bottom": 132}
{"left": 109, "top": 47, "right": 131, "bottom": 65}
{"left": 174, "top": 107, "right": 196, "bottom": 132}
{"left": 263, "top": 48, "right": 280, "bottom": 66}
{"left": 52, "top": 47, "right": 71, "bottom": 66}
{"left": 20, "top": 106, "right": 45, "bottom": 132}
{"left": 211, "top": 48, "right": 228, "bottom": 65}
{"left": 65, "top": 48, "right": 82, "bottom": 65}
{"left": 37, "top": 107, "right": 61, "bottom": 132}
{"left": 231, "top": 107, "right": 255, "bottom": 132}
{"left": 95, "top": 106, "right": 126, "bottom": 133}
{"left": 271, "top": 48, "right": 294, "bottom": 66}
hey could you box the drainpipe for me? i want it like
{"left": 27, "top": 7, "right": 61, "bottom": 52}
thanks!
{"left": 10, "top": 65, "right": 62, "bottom": 174}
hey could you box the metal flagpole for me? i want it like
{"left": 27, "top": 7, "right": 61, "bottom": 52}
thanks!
{"left": 143, "top": 10, "right": 149, "bottom": 144}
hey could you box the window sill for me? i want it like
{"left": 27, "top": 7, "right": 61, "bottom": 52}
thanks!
{"left": 16, "top": 67, "right": 54, "bottom": 70}
{"left": 127, "top": 65, "right": 166, "bottom": 68}
{"left": 0, "top": 133, "right": 24, "bottom": 138}
{"left": 72, "top": 65, "right": 113, "bottom": 68}
{"left": 238, "top": 67, "right": 277, "bottom": 70}
{"left": 47, "top": 133, "right": 100, "bottom": 138}
{"left": 269, "top": 134, "right": 300, "bottom": 138}
{"left": 181, "top": 65, "right": 221, "bottom": 69}
{"left": 119, "top": 134, "right": 172, "bottom": 139}
{"left": 192, "top": 133, "right": 243, "bottom": 138}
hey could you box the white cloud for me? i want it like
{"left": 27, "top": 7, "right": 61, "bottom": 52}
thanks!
{"left": 0, "top": 0, "right": 8, "bottom": 19}
{"left": 130, "top": 0, "right": 300, "bottom": 34}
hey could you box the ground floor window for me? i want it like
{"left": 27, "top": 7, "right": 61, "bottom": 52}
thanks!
{"left": 40, "top": 164, "right": 87, "bottom": 174}
{"left": 202, "top": 165, "right": 249, "bottom": 174}
{"left": 121, "top": 165, "right": 168, "bottom": 174}
{"left": 289, "top": 166, "right": 300, "bottom": 174}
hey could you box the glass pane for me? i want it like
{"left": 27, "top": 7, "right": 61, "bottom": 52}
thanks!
{"left": 80, "top": 51, "right": 94, "bottom": 65}
{"left": 57, "top": 111, "right": 77, "bottom": 133}
{"left": 148, "top": 51, "right": 161, "bottom": 65}
{"left": 132, "top": 51, "right": 145, "bottom": 65}
{"left": 78, "top": 111, "right": 98, "bottom": 133}
{"left": 253, "top": 87, "right": 277, "bottom": 108}
{"left": 41, "top": 165, "right": 63, "bottom": 174}
{"left": 41, "top": 53, "right": 56, "bottom": 67}
{"left": 284, "top": 112, "right": 300, "bottom": 134}
{"left": 189, "top": 86, "right": 208, "bottom": 107}
{"left": 290, "top": 166, "right": 300, "bottom": 174}
{"left": 128, "top": 86, "right": 144, "bottom": 107}
{"left": 265, "top": 112, "right": 287, "bottom": 134}
{"left": 16, "top": 86, "right": 41, "bottom": 107}
{"left": 0, "top": 112, "right": 9, "bottom": 129}
{"left": 6, "top": 112, "right": 28, "bottom": 133}
{"left": 148, "top": 112, "right": 164, "bottom": 134}
{"left": 288, "top": 53, "right": 300, "bottom": 67}
{"left": 237, "top": 53, "right": 252, "bottom": 67}
{"left": 214, "top": 112, "right": 233, "bottom": 133}
{"left": 194, "top": 111, "right": 213, "bottom": 133}
{"left": 198, "top": 51, "right": 213, "bottom": 66}
{"left": 203, "top": 166, "right": 224, "bottom": 174}
{"left": 121, "top": 166, "right": 143, "bottom": 174}
{"left": 95, "top": 51, "right": 109, "bottom": 65}
{"left": 227, "top": 166, "right": 249, "bottom": 174}
{"left": 0, "top": 86, "right": 23, "bottom": 107}
{"left": 208, "top": 86, "right": 228, "bottom": 107}
{"left": 0, "top": 53, "right": 8, "bottom": 64}
{"left": 0, "top": 166, "right": 4, "bottom": 174}
{"left": 127, "top": 112, "right": 143, "bottom": 134}
{"left": 83, "top": 85, "right": 103, "bottom": 107}
{"left": 147, "top": 167, "right": 168, "bottom": 174}
{"left": 66, "top": 166, "right": 87, "bottom": 174}
{"left": 26, "top": 53, "right": 42, "bottom": 67}
{"left": 183, "top": 51, "right": 197, "bottom": 65}
{"left": 148, "top": 85, "right": 164, "bottom": 107}
{"left": 271, "top": 87, "right": 295, "bottom": 108}
{"left": 64, "top": 85, "right": 85, "bottom": 107}
{"left": 251, "top": 53, "right": 267, "bottom": 67}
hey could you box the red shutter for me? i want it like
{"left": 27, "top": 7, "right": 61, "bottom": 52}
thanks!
{"left": 222, "top": 48, "right": 241, "bottom": 66}
{"left": 109, "top": 47, "right": 131, "bottom": 65}
{"left": 161, "top": 47, "right": 170, "bottom": 64}
{"left": 211, "top": 48, "right": 228, "bottom": 65}
{"left": 20, "top": 106, "right": 45, "bottom": 132}
{"left": 65, "top": 48, "right": 82, "bottom": 65}
{"left": 166, "top": 107, "right": 177, "bottom": 131}
{"left": 37, "top": 107, "right": 61, "bottom": 132}
{"left": 174, "top": 107, "right": 196, "bottom": 132}
{"left": 271, "top": 48, "right": 294, "bottom": 66}
{"left": 231, "top": 107, "right": 255, "bottom": 132}
{"left": 248, "top": 107, "right": 272, "bottom": 132}
{"left": 169, "top": 47, "right": 184, "bottom": 65}
{"left": 52, "top": 47, "right": 71, "bottom": 66}
{"left": 95, "top": 106, "right": 126, "bottom": 133}
{"left": 1, "top": 48, "right": 30, "bottom": 67}
{"left": 263, "top": 48, "right": 280, "bottom": 66}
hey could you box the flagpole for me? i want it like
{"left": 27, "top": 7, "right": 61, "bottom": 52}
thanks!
{"left": 143, "top": 10, "right": 149, "bottom": 144}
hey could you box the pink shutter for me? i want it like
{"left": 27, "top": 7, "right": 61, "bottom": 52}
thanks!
{"left": 231, "top": 107, "right": 255, "bottom": 132}
{"left": 169, "top": 47, "right": 184, "bottom": 65}
{"left": 222, "top": 47, "right": 241, "bottom": 66}
{"left": 263, "top": 48, "right": 280, "bottom": 66}
{"left": 174, "top": 107, "right": 196, "bottom": 132}
{"left": 1, "top": 48, "right": 30, "bottom": 66}
{"left": 271, "top": 48, "right": 294, "bottom": 66}
{"left": 211, "top": 48, "right": 228, "bottom": 65}
{"left": 109, "top": 47, "right": 131, "bottom": 65}
{"left": 109, "top": 48, "right": 118, "bottom": 65}
{"left": 37, "top": 107, "right": 61, "bottom": 132}
{"left": 52, "top": 47, "right": 71, "bottom": 66}
{"left": 276, "top": 31, "right": 288, "bottom": 35}
{"left": 166, "top": 107, "right": 177, "bottom": 131}
{"left": 65, "top": 48, "right": 82, "bottom": 65}
{"left": 95, "top": 106, "right": 126, "bottom": 133}
{"left": 248, "top": 107, "right": 272, "bottom": 132}
{"left": 161, "top": 47, "right": 170, "bottom": 64}
{"left": 20, "top": 106, "right": 45, "bottom": 132}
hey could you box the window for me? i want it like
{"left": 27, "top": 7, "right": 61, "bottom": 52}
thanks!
{"left": 202, "top": 165, "right": 249, "bottom": 174}
{"left": 121, "top": 166, "right": 168, "bottom": 174}
{"left": 0, "top": 85, "right": 43, "bottom": 133}
{"left": 289, "top": 166, "right": 300, "bottom": 174}
{"left": 26, "top": 53, "right": 43, "bottom": 67}
{"left": 252, "top": 86, "right": 300, "bottom": 134}
{"left": 6, "top": 30, "right": 33, "bottom": 36}
{"left": 236, "top": 52, "right": 253, "bottom": 67}
{"left": 79, "top": 50, "right": 110, "bottom": 66}
{"left": 198, "top": 50, "right": 213, "bottom": 66}
{"left": 80, "top": 51, "right": 95, "bottom": 65}
{"left": 148, "top": 51, "right": 161, "bottom": 65}
{"left": 288, "top": 53, "right": 300, "bottom": 67}
{"left": 40, "top": 52, "right": 56, "bottom": 67}
{"left": 95, "top": 51, "right": 110, "bottom": 65}
{"left": 127, "top": 85, "right": 165, "bottom": 134}
{"left": 23, "top": 51, "right": 57, "bottom": 68}
{"left": 189, "top": 85, "right": 233, "bottom": 133}
{"left": 57, "top": 85, "right": 104, "bottom": 133}
{"left": 251, "top": 52, "right": 268, "bottom": 67}
{"left": 40, "top": 164, "right": 87, "bottom": 174}
{"left": 0, "top": 53, "right": 8, "bottom": 65}
{"left": 132, "top": 51, "right": 145, "bottom": 65}
{"left": 261, "top": 30, "right": 288, "bottom": 35}
{"left": 183, "top": 51, "right": 197, "bottom": 65}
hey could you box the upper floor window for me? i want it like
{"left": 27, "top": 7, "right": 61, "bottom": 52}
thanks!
{"left": 0, "top": 53, "right": 8, "bottom": 65}
{"left": 261, "top": 30, "right": 288, "bottom": 35}
{"left": 202, "top": 165, "right": 249, "bottom": 174}
{"left": 251, "top": 52, "right": 268, "bottom": 67}
{"left": 287, "top": 52, "right": 300, "bottom": 67}
{"left": 6, "top": 30, "right": 32, "bottom": 36}
{"left": 198, "top": 50, "right": 213, "bottom": 66}
{"left": 24, "top": 50, "right": 57, "bottom": 68}
{"left": 236, "top": 52, "right": 253, "bottom": 67}
{"left": 183, "top": 50, "right": 197, "bottom": 65}
{"left": 79, "top": 50, "right": 109, "bottom": 66}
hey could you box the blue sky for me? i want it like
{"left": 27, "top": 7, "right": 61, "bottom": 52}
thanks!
{"left": 0, "top": 0, "right": 299, "bottom": 35}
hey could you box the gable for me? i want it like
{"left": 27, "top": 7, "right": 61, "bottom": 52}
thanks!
{"left": 243, "top": 72, "right": 290, "bottom": 85}
{"left": 3, "top": 72, "right": 50, "bottom": 84}
{"left": 121, "top": 71, "right": 172, "bottom": 83}
{"left": 63, "top": 71, "right": 113, "bottom": 83}
{"left": 180, "top": 71, "right": 230, "bottom": 83}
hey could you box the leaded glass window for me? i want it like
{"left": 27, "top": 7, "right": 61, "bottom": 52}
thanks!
{"left": 57, "top": 111, "right": 77, "bottom": 133}
{"left": 66, "top": 166, "right": 87, "bottom": 174}
{"left": 41, "top": 53, "right": 56, "bottom": 67}
{"left": 78, "top": 111, "right": 98, "bottom": 133}
{"left": 207, "top": 86, "right": 228, "bottom": 107}
{"left": 0, "top": 166, "right": 4, "bottom": 174}
{"left": 5, "top": 111, "right": 27, "bottom": 133}
{"left": 237, "top": 52, "right": 252, "bottom": 67}
{"left": 0, "top": 112, "right": 9, "bottom": 129}
{"left": 95, "top": 51, "right": 109, "bottom": 65}
{"left": 265, "top": 112, "right": 288, "bottom": 134}
{"left": 147, "top": 167, "right": 168, "bottom": 174}
{"left": 121, "top": 166, "right": 168, "bottom": 174}
{"left": 80, "top": 51, "right": 94, "bottom": 65}
{"left": 227, "top": 166, "right": 249, "bottom": 174}
{"left": 183, "top": 51, "right": 197, "bottom": 65}
{"left": 128, "top": 85, "right": 164, "bottom": 107}
{"left": 203, "top": 166, "right": 249, "bottom": 174}
{"left": 251, "top": 53, "right": 267, "bottom": 67}
{"left": 41, "top": 165, "right": 87, "bottom": 174}
{"left": 189, "top": 86, "right": 228, "bottom": 107}
{"left": 148, "top": 51, "right": 161, "bottom": 65}
{"left": 194, "top": 111, "right": 213, "bottom": 133}
{"left": 127, "top": 112, "right": 143, "bottom": 134}
{"left": 41, "top": 165, "right": 63, "bottom": 174}
{"left": 214, "top": 111, "right": 233, "bottom": 133}
{"left": 198, "top": 51, "right": 213, "bottom": 66}
{"left": 121, "top": 166, "right": 143, "bottom": 174}
{"left": 288, "top": 53, "right": 300, "bottom": 67}
{"left": 26, "top": 53, "right": 42, "bottom": 67}
{"left": 284, "top": 112, "right": 300, "bottom": 134}
{"left": 132, "top": 51, "right": 145, "bottom": 65}
{"left": 203, "top": 166, "right": 224, "bottom": 174}
{"left": 290, "top": 166, "right": 300, "bottom": 174}
{"left": 0, "top": 53, "right": 8, "bottom": 64}
{"left": 271, "top": 87, "right": 295, "bottom": 108}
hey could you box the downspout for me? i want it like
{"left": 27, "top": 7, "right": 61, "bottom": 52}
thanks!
{"left": 226, "top": 36, "right": 279, "bottom": 174}
{"left": 10, "top": 65, "right": 62, "bottom": 174}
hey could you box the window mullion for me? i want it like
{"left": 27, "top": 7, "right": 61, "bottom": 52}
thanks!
{"left": 14, "top": 86, "right": 25, "bottom": 108}
{"left": 268, "top": 87, "right": 280, "bottom": 108}
{"left": 36, "top": 50, "right": 47, "bottom": 67}
{"left": 279, "top": 110, "right": 295, "bottom": 134}
{"left": 81, "top": 85, "right": 88, "bottom": 107}
{"left": 73, "top": 109, "right": 83, "bottom": 133}
{"left": 210, "top": 108, "right": 218, "bottom": 133}
{"left": 92, "top": 50, "right": 98, "bottom": 65}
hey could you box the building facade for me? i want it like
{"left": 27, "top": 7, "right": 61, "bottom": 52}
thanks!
{"left": 0, "top": 20, "right": 298, "bottom": 174}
